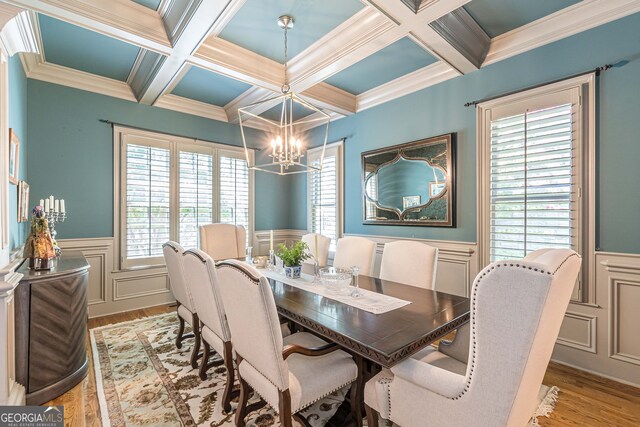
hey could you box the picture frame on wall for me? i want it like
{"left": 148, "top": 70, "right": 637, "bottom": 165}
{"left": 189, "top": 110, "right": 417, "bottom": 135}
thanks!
{"left": 9, "top": 129, "right": 20, "bottom": 185}
{"left": 17, "top": 180, "right": 30, "bottom": 222}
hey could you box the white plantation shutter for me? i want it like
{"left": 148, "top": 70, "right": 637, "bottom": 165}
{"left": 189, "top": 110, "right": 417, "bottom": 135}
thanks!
{"left": 219, "top": 152, "right": 250, "bottom": 244}
{"left": 482, "top": 85, "right": 584, "bottom": 267}
{"left": 179, "top": 149, "right": 213, "bottom": 249}
{"left": 124, "top": 140, "right": 170, "bottom": 266}
{"left": 308, "top": 143, "right": 343, "bottom": 249}
{"left": 118, "top": 128, "right": 254, "bottom": 268}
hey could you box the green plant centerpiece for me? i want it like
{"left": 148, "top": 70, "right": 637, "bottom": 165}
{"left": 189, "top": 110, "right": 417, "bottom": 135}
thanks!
{"left": 277, "top": 241, "right": 310, "bottom": 279}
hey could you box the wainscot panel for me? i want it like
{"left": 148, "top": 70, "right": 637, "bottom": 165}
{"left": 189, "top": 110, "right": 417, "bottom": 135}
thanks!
{"left": 253, "top": 230, "right": 307, "bottom": 257}
{"left": 346, "top": 233, "right": 478, "bottom": 297}
{"left": 58, "top": 238, "right": 173, "bottom": 318}
{"left": 552, "top": 251, "right": 640, "bottom": 388}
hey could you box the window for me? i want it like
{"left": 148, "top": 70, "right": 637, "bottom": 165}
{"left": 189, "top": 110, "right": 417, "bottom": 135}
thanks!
{"left": 116, "top": 128, "right": 254, "bottom": 269}
{"left": 307, "top": 141, "right": 343, "bottom": 250}
{"left": 219, "top": 151, "right": 251, "bottom": 245}
{"left": 478, "top": 75, "right": 595, "bottom": 301}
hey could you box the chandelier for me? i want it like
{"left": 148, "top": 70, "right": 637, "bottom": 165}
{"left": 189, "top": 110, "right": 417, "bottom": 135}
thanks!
{"left": 238, "top": 15, "right": 330, "bottom": 175}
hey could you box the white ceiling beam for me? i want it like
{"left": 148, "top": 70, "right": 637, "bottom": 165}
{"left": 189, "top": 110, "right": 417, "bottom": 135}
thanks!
{"left": 192, "top": 36, "right": 283, "bottom": 91}
{"left": 3, "top": 0, "right": 172, "bottom": 54}
{"left": 224, "top": 86, "right": 278, "bottom": 123}
{"left": 484, "top": 0, "right": 640, "bottom": 66}
{"left": 287, "top": 6, "right": 397, "bottom": 90}
{"left": 367, "top": 0, "right": 480, "bottom": 73}
{"left": 356, "top": 61, "right": 459, "bottom": 111}
{"left": 300, "top": 83, "right": 356, "bottom": 116}
{"left": 135, "top": 0, "right": 244, "bottom": 105}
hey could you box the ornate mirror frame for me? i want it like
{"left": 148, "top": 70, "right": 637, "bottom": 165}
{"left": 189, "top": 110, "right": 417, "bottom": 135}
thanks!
{"left": 361, "top": 133, "right": 456, "bottom": 227}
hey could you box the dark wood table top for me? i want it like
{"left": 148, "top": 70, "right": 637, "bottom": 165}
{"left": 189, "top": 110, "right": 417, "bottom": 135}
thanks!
{"left": 268, "top": 269, "right": 470, "bottom": 368}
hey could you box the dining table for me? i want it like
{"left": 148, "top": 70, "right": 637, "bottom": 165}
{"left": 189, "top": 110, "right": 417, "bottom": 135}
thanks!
{"left": 259, "top": 262, "right": 471, "bottom": 426}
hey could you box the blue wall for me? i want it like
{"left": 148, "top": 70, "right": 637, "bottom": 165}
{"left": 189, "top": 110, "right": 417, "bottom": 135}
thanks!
{"left": 9, "top": 55, "right": 28, "bottom": 250}
{"left": 26, "top": 80, "right": 289, "bottom": 238}
{"left": 300, "top": 12, "right": 640, "bottom": 253}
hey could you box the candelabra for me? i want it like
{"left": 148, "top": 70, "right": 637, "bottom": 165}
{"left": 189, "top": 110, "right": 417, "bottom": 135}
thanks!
{"left": 46, "top": 211, "right": 66, "bottom": 255}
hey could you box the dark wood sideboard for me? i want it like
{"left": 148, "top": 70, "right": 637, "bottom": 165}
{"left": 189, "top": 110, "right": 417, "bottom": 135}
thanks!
{"left": 14, "top": 251, "right": 90, "bottom": 405}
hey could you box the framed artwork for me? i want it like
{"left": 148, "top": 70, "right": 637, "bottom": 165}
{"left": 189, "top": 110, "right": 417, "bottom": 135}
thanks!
{"left": 9, "top": 129, "right": 20, "bottom": 185}
{"left": 18, "top": 180, "right": 30, "bottom": 222}
{"left": 402, "top": 195, "right": 421, "bottom": 210}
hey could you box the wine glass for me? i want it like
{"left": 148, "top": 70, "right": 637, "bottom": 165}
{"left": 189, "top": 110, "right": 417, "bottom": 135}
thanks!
{"left": 350, "top": 266, "right": 361, "bottom": 298}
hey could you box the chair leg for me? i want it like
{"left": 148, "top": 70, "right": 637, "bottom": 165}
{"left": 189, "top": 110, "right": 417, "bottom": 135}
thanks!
{"left": 365, "top": 404, "right": 379, "bottom": 427}
{"left": 364, "top": 403, "right": 380, "bottom": 427}
{"left": 198, "top": 339, "right": 211, "bottom": 380}
{"left": 235, "top": 356, "right": 251, "bottom": 427}
{"left": 190, "top": 316, "right": 201, "bottom": 369}
{"left": 175, "top": 305, "right": 185, "bottom": 350}
{"left": 221, "top": 341, "right": 236, "bottom": 414}
{"left": 351, "top": 354, "right": 364, "bottom": 427}
{"left": 278, "top": 389, "right": 293, "bottom": 427}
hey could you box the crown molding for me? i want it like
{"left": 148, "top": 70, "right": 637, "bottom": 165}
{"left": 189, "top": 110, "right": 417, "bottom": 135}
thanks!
{"left": 357, "top": 61, "right": 459, "bottom": 112}
{"left": 0, "top": 10, "right": 39, "bottom": 56}
{"left": 154, "top": 93, "right": 227, "bottom": 122}
{"left": 26, "top": 60, "right": 136, "bottom": 101}
{"left": 484, "top": 0, "right": 640, "bottom": 66}
{"left": 3, "top": 0, "right": 171, "bottom": 54}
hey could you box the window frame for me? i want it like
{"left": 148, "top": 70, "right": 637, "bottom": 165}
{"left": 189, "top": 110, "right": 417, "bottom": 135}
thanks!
{"left": 477, "top": 74, "right": 596, "bottom": 303}
{"left": 306, "top": 140, "right": 344, "bottom": 251}
{"left": 114, "top": 126, "right": 254, "bottom": 270}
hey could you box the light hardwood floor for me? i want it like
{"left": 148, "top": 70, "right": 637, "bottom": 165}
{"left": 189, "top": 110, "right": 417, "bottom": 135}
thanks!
{"left": 45, "top": 305, "right": 640, "bottom": 427}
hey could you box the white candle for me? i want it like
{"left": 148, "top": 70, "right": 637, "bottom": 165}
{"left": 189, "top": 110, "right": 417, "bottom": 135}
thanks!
{"left": 49, "top": 195, "right": 54, "bottom": 207}
{"left": 314, "top": 234, "right": 319, "bottom": 263}
{"left": 270, "top": 230, "right": 274, "bottom": 252}
{"left": 44, "top": 199, "right": 50, "bottom": 212}
{"left": 60, "top": 199, "right": 65, "bottom": 213}
{"left": 39, "top": 199, "right": 44, "bottom": 207}
{"left": 54, "top": 199, "right": 59, "bottom": 212}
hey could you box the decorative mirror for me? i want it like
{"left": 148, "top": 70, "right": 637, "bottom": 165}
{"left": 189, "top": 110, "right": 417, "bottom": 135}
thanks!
{"left": 362, "top": 133, "right": 455, "bottom": 227}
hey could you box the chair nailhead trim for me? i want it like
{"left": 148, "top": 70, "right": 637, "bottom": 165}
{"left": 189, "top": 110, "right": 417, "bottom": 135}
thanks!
{"left": 452, "top": 254, "right": 579, "bottom": 400}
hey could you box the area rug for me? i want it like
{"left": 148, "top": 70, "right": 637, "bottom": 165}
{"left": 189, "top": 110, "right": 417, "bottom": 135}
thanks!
{"left": 91, "top": 312, "right": 558, "bottom": 426}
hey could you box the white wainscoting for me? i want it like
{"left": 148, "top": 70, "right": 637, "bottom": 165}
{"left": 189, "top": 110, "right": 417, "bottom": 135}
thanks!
{"left": 345, "top": 233, "right": 479, "bottom": 297}
{"left": 253, "top": 229, "right": 307, "bottom": 256}
{"left": 58, "top": 238, "right": 173, "bottom": 318}
{"left": 552, "top": 251, "right": 640, "bottom": 387}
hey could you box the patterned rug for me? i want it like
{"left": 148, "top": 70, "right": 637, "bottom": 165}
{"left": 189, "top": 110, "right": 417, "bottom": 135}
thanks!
{"left": 91, "top": 312, "right": 558, "bottom": 426}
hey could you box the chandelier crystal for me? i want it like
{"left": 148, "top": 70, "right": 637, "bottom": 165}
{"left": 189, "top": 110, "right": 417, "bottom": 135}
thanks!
{"left": 238, "top": 15, "right": 330, "bottom": 175}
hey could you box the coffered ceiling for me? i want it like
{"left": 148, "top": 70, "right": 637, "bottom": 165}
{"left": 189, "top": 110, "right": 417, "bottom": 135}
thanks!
{"left": 7, "top": 0, "right": 640, "bottom": 131}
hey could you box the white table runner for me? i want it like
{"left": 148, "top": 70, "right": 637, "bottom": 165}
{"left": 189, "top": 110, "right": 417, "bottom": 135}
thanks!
{"left": 260, "top": 269, "right": 411, "bottom": 315}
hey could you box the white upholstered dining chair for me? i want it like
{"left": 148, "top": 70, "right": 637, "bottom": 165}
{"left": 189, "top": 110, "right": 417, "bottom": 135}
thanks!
{"left": 333, "top": 236, "right": 376, "bottom": 276}
{"left": 379, "top": 241, "right": 438, "bottom": 289}
{"left": 182, "top": 248, "right": 236, "bottom": 413}
{"left": 162, "top": 241, "right": 201, "bottom": 369}
{"left": 364, "top": 248, "right": 581, "bottom": 427}
{"left": 199, "top": 223, "right": 246, "bottom": 260}
{"left": 216, "top": 259, "right": 360, "bottom": 427}
{"left": 301, "top": 233, "right": 331, "bottom": 266}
